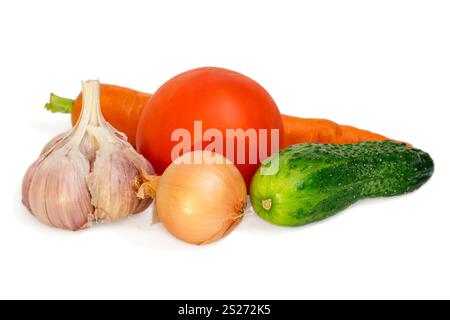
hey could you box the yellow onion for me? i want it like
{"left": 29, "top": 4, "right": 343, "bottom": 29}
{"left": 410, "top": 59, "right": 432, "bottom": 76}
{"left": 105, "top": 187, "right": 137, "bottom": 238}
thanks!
{"left": 136, "top": 151, "right": 247, "bottom": 245}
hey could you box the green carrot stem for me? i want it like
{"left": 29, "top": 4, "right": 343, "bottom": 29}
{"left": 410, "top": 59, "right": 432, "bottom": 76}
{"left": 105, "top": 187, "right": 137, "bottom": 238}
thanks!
{"left": 44, "top": 93, "right": 75, "bottom": 113}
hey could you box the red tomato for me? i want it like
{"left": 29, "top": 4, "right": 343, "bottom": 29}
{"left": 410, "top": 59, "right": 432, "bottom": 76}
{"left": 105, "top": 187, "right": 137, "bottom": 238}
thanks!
{"left": 136, "top": 67, "right": 284, "bottom": 188}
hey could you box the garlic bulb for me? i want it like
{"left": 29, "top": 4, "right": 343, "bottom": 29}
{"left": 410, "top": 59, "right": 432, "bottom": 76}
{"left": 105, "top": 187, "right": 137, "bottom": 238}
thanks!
{"left": 22, "top": 80, "right": 154, "bottom": 230}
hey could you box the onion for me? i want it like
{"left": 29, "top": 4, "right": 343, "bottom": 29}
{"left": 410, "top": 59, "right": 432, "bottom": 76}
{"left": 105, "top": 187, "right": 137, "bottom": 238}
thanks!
{"left": 136, "top": 151, "right": 247, "bottom": 245}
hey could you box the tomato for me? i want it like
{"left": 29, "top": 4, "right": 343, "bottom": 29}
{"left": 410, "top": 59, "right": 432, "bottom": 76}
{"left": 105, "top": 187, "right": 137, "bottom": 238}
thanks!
{"left": 136, "top": 67, "right": 284, "bottom": 188}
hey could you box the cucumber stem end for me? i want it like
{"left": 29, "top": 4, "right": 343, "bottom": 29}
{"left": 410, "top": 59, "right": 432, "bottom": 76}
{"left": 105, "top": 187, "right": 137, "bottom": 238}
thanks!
{"left": 262, "top": 199, "right": 272, "bottom": 211}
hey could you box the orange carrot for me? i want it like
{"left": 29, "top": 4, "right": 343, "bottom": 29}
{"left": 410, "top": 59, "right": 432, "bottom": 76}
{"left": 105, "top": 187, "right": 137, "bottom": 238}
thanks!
{"left": 45, "top": 84, "right": 407, "bottom": 148}
{"left": 45, "top": 84, "right": 151, "bottom": 147}
{"left": 281, "top": 114, "right": 408, "bottom": 147}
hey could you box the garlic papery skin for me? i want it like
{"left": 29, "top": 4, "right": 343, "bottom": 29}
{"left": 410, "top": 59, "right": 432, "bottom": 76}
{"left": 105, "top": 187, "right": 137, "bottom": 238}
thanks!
{"left": 22, "top": 80, "right": 154, "bottom": 230}
{"left": 28, "top": 145, "right": 94, "bottom": 230}
{"left": 87, "top": 131, "right": 153, "bottom": 221}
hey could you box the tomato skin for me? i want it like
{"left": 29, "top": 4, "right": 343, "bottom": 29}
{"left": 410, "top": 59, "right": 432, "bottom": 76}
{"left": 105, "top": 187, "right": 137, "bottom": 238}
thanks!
{"left": 136, "top": 67, "right": 284, "bottom": 188}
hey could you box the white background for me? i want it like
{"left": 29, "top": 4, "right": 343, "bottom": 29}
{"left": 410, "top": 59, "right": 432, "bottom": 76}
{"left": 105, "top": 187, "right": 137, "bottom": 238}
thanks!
{"left": 1, "top": 0, "right": 449, "bottom": 300}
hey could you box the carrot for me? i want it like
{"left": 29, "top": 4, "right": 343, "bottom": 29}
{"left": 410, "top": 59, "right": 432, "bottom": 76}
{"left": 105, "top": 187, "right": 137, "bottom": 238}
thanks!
{"left": 282, "top": 114, "right": 408, "bottom": 147}
{"left": 45, "top": 84, "right": 407, "bottom": 148}
{"left": 45, "top": 84, "right": 151, "bottom": 147}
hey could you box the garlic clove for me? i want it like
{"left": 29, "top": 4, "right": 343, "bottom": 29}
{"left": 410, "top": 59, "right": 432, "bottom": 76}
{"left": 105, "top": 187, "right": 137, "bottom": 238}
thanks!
{"left": 79, "top": 131, "right": 99, "bottom": 165}
{"left": 22, "top": 157, "right": 44, "bottom": 211}
{"left": 87, "top": 143, "right": 153, "bottom": 222}
{"left": 28, "top": 145, "right": 94, "bottom": 230}
{"left": 22, "top": 131, "right": 71, "bottom": 212}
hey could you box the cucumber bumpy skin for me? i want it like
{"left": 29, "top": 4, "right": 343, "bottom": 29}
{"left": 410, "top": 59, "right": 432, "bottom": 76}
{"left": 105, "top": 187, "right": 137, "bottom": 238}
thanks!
{"left": 250, "top": 141, "right": 434, "bottom": 227}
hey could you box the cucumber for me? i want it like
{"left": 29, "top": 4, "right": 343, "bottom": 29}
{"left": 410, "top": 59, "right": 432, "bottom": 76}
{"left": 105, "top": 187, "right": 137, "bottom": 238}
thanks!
{"left": 250, "top": 141, "right": 434, "bottom": 227}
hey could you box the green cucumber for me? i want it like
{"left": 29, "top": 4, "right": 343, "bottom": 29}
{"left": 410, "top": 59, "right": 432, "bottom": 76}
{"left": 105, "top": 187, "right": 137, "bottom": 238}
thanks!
{"left": 250, "top": 141, "right": 434, "bottom": 227}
